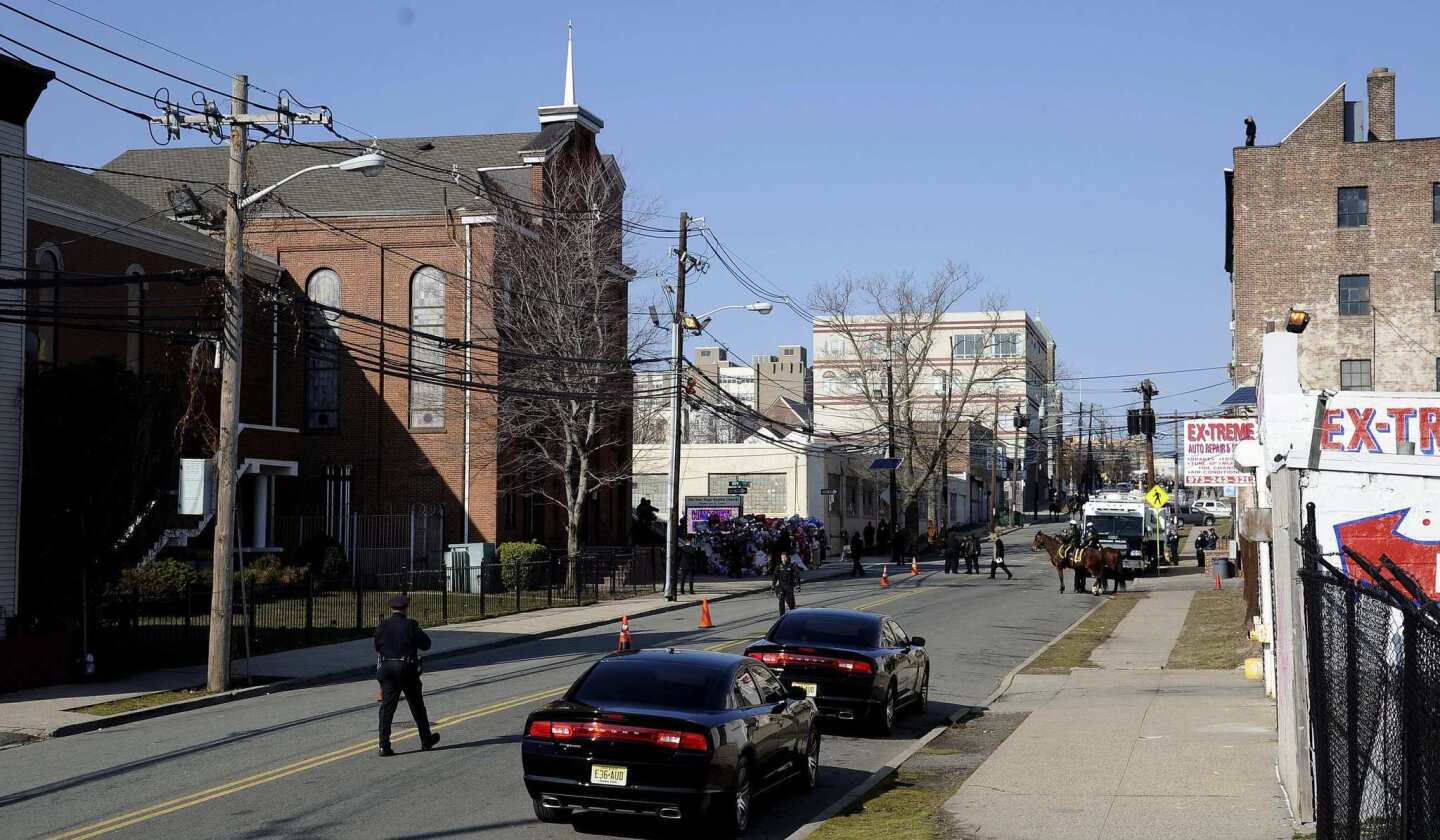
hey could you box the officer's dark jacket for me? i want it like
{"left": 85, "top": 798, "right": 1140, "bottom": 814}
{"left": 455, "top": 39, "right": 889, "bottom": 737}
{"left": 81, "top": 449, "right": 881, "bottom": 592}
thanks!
{"left": 772, "top": 563, "right": 801, "bottom": 592}
{"left": 374, "top": 613, "right": 433, "bottom": 660}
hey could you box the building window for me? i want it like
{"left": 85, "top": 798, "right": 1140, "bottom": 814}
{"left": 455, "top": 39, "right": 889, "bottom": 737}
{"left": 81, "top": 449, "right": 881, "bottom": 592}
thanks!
{"left": 29, "top": 244, "right": 61, "bottom": 365}
{"left": 410, "top": 266, "right": 446, "bottom": 429}
{"left": 1338, "top": 275, "right": 1370, "bottom": 316}
{"left": 991, "top": 332, "right": 1021, "bottom": 357}
{"left": 1433, "top": 183, "right": 1439, "bottom": 224}
{"left": 305, "top": 268, "right": 341, "bottom": 430}
{"left": 1337, "top": 186, "right": 1368, "bottom": 227}
{"left": 125, "top": 264, "right": 145, "bottom": 374}
{"left": 952, "top": 334, "right": 982, "bottom": 357}
{"left": 1434, "top": 271, "right": 1440, "bottom": 313}
{"left": 1340, "top": 359, "right": 1372, "bottom": 391}
{"left": 1436, "top": 358, "right": 1440, "bottom": 391}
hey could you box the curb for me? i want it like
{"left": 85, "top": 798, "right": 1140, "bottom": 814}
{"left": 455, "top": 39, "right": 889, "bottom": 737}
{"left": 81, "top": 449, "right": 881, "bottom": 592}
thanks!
{"left": 48, "top": 569, "right": 853, "bottom": 739}
{"left": 783, "top": 593, "right": 1110, "bottom": 840}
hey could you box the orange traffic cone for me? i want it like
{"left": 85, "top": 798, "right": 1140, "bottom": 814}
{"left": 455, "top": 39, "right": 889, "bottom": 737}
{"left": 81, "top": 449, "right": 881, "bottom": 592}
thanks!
{"left": 911, "top": 557, "right": 920, "bottom": 576}
{"left": 698, "top": 599, "right": 715, "bottom": 629}
{"left": 617, "top": 615, "right": 633, "bottom": 650}
{"left": 1214, "top": 573, "right": 1222, "bottom": 591}
{"left": 880, "top": 565, "right": 891, "bottom": 588}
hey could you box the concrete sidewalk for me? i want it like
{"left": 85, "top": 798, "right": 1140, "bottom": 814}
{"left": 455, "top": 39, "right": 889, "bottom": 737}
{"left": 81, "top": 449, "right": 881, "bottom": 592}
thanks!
{"left": 0, "top": 564, "right": 852, "bottom": 738}
{"left": 941, "top": 579, "right": 1292, "bottom": 840}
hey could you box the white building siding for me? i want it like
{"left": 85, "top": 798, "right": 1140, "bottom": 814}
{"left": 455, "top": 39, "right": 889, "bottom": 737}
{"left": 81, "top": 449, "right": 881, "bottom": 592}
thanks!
{"left": 0, "top": 118, "right": 27, "bottom": 636}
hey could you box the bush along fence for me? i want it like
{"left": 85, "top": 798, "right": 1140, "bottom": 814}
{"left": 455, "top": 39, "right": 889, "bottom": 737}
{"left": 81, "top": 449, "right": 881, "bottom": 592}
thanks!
{"left": 1298, "top": 502, "right": 1440, "bottom": 840}
{"left": 89, "top": 546, "right": 663, "bottom": 677}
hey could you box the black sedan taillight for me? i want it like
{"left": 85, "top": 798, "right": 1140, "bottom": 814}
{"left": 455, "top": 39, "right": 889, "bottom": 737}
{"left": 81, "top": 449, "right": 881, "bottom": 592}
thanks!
{"left": 526, "top": 719, "right": 710, "bottom": 752}
{"left": 748, "top": 650, "right": 874, "bottom": 674}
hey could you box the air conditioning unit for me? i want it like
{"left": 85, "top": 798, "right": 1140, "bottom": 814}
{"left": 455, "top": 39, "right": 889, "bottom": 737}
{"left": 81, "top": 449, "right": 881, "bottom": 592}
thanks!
{"left": 445, "top": 543, "right": 500, "bottom": 593}
{"left": 178, "top": 458, "right": 215, "bottom": 517}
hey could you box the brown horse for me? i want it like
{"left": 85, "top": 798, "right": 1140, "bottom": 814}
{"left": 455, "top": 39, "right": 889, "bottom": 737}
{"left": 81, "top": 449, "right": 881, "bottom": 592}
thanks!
{"left": 1031, "top": 533, "right": 1126, "bottom": 595}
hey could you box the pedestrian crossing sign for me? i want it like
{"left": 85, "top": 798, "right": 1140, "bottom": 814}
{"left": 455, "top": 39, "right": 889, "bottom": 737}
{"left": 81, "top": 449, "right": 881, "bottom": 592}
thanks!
{"left": 1145, "top": 485, "right": 1170, "bottom": 510}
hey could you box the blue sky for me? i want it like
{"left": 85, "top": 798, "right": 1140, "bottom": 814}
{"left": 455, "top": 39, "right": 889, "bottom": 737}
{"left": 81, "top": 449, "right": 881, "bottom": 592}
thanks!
{"left": 13, "top": 0, "right": 1440, "bottom": 453}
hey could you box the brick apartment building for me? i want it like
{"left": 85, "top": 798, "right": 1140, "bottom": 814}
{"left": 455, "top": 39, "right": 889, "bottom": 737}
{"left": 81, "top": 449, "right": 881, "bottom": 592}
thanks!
{"left": 1229, "top": 66, "right": 1440, "bottom": 393}
{"left": 88, "top": 46, "right": 631, "bottom": 555}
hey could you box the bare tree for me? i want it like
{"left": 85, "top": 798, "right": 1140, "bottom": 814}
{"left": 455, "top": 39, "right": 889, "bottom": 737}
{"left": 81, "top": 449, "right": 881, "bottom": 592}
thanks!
{"left": 810, "top": 264, "right": 1026, "bottom": 538}
{"left": 492, "top": 157, "right": 661, "bottom": 582}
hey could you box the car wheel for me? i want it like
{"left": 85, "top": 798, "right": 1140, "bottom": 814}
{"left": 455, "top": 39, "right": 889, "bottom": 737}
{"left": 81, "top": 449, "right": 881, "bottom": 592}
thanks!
{"left": 793, "top": 727, "right": 821, "bottom": 792}
{"left": 531, "top": 796, "right": 571, "bottom": 824}
{"left": 712, "top": 755, "right": 753, "bottom": 837}
{"left": 1204, "top": 516, "right": 1214, "bottom": 526}
{"left": 915, "top": 667, "right": 930, "bottom": 714}
{"left": 872, "top": 683, "right": 897, "bottom": 735}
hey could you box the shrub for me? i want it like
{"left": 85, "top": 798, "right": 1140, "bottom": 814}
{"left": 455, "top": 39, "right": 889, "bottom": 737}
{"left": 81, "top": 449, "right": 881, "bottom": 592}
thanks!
{"left": 114, "top": 558, "right": 202, "bottom": 596}
{"left": 499, "top": 542, "right": 549, "bottom": 591}
{"left": 238, "top": 554, "right": 308, "bottom": 589}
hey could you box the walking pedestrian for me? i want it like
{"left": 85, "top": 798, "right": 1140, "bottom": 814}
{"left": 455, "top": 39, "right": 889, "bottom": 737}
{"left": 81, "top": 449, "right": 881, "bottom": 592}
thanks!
{"left": 989, "top": 533, "right": 1013, "bottom": 580}
{"left": 849, "top": 531, "right": 866, "bottom": 577}
{"left": 863, "top": 521, "right": 875, "bottom": 552}
{"left": 375, "top": 594, "right": 440, "bottom": 757}
{"left": 772, "top": 553, "right": 801, "bottom": 616}
{"left": 876, "top": 519, "right": 891, "bottom": 553}
{"left": 1167, "top": 529, "right": 1180, "bottom": 565}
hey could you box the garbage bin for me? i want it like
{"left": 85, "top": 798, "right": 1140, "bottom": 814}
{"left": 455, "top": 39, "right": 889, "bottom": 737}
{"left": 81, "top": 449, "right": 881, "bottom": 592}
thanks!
{"left": 1213, "top": 556, "right": 1232, "bottom": 579}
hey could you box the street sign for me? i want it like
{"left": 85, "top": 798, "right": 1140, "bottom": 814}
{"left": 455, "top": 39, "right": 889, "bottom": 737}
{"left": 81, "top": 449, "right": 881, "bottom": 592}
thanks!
{"left": 1145, "top": 485, "right": 1170, "bottom": 510}
{"left": 728, "top": 479, "right": 749, "bottom": 489}
{"left": 869, "top": 457, "right": 903, "bottom": 471}
{"left": 819, "top": 488, "right": 839, "bottom": 496}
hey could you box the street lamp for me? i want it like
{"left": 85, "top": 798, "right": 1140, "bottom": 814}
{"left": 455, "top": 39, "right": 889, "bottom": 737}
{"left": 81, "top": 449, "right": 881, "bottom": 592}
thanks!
{"left": 664, "top": 300, "right": 772, "bottom": 600}
{"left": 208, "top": 148, "right": 385, "bottom": 692}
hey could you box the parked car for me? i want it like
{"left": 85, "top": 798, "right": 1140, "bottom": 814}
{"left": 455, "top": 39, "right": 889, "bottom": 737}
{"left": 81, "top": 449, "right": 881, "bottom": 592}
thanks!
{"left": 743, "top": 608, "right": 928, "bottom": 735}
{"left": 522, "top": 648, "right": 820, "bottom": 836}
{"left": 1176, "top": 505, "right": 1213, "bottom": 526}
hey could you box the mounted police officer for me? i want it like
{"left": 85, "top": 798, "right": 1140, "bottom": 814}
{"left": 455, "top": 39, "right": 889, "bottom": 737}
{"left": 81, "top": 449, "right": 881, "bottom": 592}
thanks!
{"left": 375, "top": 594, "right": 440, "bottom": 757}
{"left": 772, "top": 553, "right": 802, "bottom": 616}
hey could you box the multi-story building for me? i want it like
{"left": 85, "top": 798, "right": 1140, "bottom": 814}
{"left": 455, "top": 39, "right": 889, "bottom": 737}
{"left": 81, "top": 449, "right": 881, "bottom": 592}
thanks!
{"left": 638, "top": 344, "right": 813, "bottom": 445}
{"left": 811, "top": 310, "right": 1058, "bottom": 515}
{"left": 0, "top": 53, "right": 52, "bottom": 640}
{"left": 92, "top": 37, "right": 631, "bottom": 553}
{"left": 1228, "top": 66, "right": 1440, "bottom": 393}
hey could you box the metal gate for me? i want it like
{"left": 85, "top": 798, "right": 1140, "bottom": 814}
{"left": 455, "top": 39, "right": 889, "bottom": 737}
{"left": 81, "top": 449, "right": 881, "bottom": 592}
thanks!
{"left": 274, "top": 502, "right": 445, "bottom": 585}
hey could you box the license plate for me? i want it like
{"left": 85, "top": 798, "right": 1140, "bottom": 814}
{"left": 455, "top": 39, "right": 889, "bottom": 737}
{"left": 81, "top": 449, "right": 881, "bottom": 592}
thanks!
{"left": 793, "top": 682, "right": 818, "bottom": 698}
{"left": 590, "top": 764, "right": 628, "bottom": 787}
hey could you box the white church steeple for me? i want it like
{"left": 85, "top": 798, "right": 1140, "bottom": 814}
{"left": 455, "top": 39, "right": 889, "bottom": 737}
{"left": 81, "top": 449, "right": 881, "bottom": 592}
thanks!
{"left": 538, "top": 22, "right": 603, "bottom": 133}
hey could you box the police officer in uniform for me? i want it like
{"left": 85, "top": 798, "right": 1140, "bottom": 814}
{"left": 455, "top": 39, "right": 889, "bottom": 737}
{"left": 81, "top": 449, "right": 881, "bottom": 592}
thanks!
{"left": 375, "top": 594, "right": 440, "bottom": 756}
{"left": 772, "top": 553, "right": 801, "bottom": 616}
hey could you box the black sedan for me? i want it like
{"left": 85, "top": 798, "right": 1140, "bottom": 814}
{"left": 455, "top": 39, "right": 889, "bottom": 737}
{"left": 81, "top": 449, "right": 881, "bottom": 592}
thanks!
{"left": 521, "top": 648, "right": 820, "bottom": 836}
{"left": 743, "top": 608, "right": 928, "bottom": 735}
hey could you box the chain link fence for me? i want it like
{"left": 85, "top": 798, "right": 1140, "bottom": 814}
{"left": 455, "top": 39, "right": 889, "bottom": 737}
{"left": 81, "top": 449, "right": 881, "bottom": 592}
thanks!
{"left": 1299, "top": 503, "right": 1440, "bottom": 840}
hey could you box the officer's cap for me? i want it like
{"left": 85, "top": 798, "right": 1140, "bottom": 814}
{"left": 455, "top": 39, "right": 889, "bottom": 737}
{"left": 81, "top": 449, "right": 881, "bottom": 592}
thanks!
{"left": 389, "top": 594, "right": 410, "bottom": 611}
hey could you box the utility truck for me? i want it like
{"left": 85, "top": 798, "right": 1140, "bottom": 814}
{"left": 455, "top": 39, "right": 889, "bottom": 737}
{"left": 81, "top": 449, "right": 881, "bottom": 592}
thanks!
{"left": 1082, "top": 490, "right": 1168, "bottom": 575}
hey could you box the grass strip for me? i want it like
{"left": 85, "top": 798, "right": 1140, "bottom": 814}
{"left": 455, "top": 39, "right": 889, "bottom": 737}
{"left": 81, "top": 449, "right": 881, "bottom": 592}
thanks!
{"left": 1021, "top": 592, "right": 1145, "bottom": 674}
{"left": 1166, "top": 589, "right": 1260, "bottom": 670}
{"left": 70, "top": 688, "right": 213, "bottom": 716}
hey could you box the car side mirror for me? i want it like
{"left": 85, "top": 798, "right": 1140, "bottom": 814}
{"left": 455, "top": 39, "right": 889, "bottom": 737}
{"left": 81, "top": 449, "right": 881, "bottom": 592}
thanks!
{"left": 787, "top": 684, "right": 808, "bottom": 701}
{"left": 909, "top": 636, "right": 926, "bottom": 647}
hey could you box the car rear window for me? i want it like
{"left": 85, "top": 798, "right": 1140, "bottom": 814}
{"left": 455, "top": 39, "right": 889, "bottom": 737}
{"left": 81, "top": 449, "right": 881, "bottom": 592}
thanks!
{"left": 572, "top": 659, "right": 729, "bottom": 709}
{"left": 770, "top": 613, "right": 879, "bottom": 648}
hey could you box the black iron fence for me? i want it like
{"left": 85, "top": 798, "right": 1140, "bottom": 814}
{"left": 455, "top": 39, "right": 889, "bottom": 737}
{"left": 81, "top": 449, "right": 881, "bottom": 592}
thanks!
{"left": 90, "top": 549, "right": 662, "bottom": 676}
{"left": 1299, "top": 504, "right": 1440, "bottom": 840}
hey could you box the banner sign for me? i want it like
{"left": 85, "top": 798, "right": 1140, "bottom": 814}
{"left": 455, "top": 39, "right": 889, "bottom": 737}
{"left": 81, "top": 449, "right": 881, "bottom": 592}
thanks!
{"left": 1184, "top": 419, "right": 1256, "bottom": 487}
{"left": 685, "top": 495, "right": 742, "bottom": 532}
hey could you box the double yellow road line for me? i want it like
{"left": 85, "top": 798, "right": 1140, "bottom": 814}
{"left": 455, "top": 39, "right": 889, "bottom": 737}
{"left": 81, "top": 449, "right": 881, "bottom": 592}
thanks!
{"left": 47, "top": 685, "right": 565, "bottom": 840}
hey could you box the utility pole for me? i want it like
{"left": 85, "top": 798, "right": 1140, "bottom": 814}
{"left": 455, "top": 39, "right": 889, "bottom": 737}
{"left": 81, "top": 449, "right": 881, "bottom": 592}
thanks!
{"left": 206, "top": 75, "right": 247, "bottom": 694}
{"left": 939, "top": 353, "right": 954, "bottom": 533}
{"left": 1138, "top": 378, "right": 1158, "bottom": 491}
{"left": 989, "top": 391, "right": 1000, "bottom": 536}
{"left": 1010, "top": 404, "right": 1025, "bottom": 525}
{"left": 664, "top": 212, "right": 690, "bottom": 601}
{"left": 148, "top": 76, "right": 333, "bottom": 692}
{"left": 885, "top": 325, "right": 900, "bottom": 568}
{"left": 1085, "top": 403, "right": 1095, "bottom": 495}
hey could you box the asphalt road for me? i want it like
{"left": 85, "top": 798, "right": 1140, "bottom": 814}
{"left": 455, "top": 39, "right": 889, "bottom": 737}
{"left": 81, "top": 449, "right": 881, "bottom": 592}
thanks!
{"left": 1, "top": 526, "right": 1099, "bottom": 840}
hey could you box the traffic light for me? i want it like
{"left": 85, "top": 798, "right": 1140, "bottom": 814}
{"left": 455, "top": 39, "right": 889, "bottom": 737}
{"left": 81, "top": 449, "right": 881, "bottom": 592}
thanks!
{"left": 1127, "top": 408, "right": 1155, "bottom": 437}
